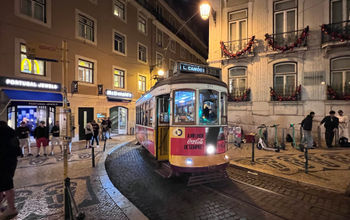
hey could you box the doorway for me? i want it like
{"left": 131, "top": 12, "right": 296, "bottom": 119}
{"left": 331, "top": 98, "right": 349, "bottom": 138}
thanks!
{"left": 110, "top": 106, "right": 128, "bottom": 135}
{"left": 78, "top": 107, "right": 94, "bottom": 140}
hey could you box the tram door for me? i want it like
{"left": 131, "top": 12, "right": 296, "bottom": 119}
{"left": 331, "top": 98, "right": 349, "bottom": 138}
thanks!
{"left": 156, "top": 95, "right": 170, "bottom": 161}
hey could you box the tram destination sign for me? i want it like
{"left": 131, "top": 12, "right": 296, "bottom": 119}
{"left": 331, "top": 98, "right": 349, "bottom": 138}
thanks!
{"left": 0, "top": 76, "right": 61, "bottom": 91}
{"left": 178, "top": 63, "right": 221, "bottom": 79}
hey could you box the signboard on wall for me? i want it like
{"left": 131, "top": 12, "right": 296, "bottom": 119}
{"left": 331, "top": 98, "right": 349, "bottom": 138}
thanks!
{"left": 0, "top": 77, "right": 61, "bottom": 92}
{"left": 105, "top": 89, "right": 133, "bottom": 101}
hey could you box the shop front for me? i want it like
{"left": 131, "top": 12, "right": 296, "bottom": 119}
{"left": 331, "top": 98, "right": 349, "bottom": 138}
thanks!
{"left": 0, "top": 77, "right": 62, "bottom": 134}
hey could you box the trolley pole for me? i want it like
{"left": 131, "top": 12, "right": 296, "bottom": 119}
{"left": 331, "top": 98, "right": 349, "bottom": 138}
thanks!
{"left": 251, "top": 139, "right": 255, "bottom": 163}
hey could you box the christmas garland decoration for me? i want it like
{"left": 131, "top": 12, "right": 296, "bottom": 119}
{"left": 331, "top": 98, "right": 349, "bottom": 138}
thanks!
{"left": 228, "top": 88, "right": 251, "bottom": 102}
{"left": 270, "top": 85, "right": 301, "bottom": 101}
{"left": 265, "top": 26, "right": 309, "bottom": 52}
{"left": 220, "top": 36, "right": 255, "bottom": 59}
{"left": 327, "top": 85, "right": 350, "bottom": 100}
{"left": 321, "top": 24, "right": 350, "bottom": 42}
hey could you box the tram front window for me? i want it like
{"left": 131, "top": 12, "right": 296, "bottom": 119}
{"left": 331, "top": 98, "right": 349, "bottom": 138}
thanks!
{"left": 174, "top": 90, "right": 195, "bottom": 123}
{"left": 199, "top": 90, "right": 219, "bottom": 125}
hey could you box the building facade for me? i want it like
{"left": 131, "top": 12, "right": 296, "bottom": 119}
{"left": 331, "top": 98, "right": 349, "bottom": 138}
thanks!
{"left": 208, "top": 0, "right": 350, "bottom": 138}
{"left": 0, "top": 0, "right": 207, "bottom": 141}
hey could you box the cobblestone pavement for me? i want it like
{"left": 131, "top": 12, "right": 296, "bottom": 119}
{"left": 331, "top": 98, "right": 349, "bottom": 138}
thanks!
{"left": 106, "top": 143, "right": 350, "bottom": 220}
{"left": 9, "top": 135, "right": 134, "bottom": 220}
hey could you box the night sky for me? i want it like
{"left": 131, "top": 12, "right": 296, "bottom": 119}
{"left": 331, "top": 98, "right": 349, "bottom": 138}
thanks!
{"left": 165, "top": 0, "right": 209, "bottom": 46}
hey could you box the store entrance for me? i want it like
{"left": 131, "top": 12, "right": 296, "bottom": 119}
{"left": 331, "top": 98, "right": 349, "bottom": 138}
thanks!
{"left": 78, "top": 107, "right": 94, "bottom": 140}
{"left": 110, "top": 106, "right": 128, "bottom": 135}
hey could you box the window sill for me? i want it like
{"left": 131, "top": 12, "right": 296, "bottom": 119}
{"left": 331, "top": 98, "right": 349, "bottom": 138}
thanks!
{"left": 138, "top": 60, "right": 148, "bottom": 65}
{"left": 262, "top": 46, "right": 308, "bottom": 56}
{"left": 76, "top": 36, "right": 97, "bottom": 46}
{"left": 78, "top": 82, "right": 96, "bottom": 87}
{"left": 268, "top": 100, "right": 304, "bottom": 105}
{"left": 113, "top": 50, "right": 127, "bottom": 56}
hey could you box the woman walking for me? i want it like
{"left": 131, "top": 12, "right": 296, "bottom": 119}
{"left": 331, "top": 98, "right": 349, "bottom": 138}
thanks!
{"left": 85, "top": 122, "right": 93, "bottom": 148}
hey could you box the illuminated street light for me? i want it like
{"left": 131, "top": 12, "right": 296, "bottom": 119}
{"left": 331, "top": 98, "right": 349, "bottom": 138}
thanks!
{"left": 158, "top": 69, "right": 165, "bottom": 76}
{"left": 200, "top": 3, "right": 211, "bottom": 20}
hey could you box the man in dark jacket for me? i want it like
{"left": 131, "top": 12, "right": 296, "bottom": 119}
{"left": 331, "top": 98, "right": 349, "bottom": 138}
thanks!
{"left": 107, "top": 117, "right": 112, "bottom": 139}
{"left": 15, "top": 121, "right": 32, "bottom": 157}
{"left": 301, "top": 112, "right": 315, "bottom": 149}
{"left": 91, "top": 120, "right": 100, "bottom": 147}
{"left": 34, "top": 121, "right": 49, "bottom": 157}
{"left": 320, "top": 110, "right": 339, "bottom": 148}
{"left": 0, "top": 121, "right": 21, "bottom": 219}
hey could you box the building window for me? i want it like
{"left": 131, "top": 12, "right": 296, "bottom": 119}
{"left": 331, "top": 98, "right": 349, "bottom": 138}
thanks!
{"left": 170, "top": 39, "right": 176, "bottom": 52}
{"left": 273, "top": 62, "right": 297, "bottom": 96}
{"left": 114, "top": 0, "right": 126, "bottom": 21}
{"left": 169, "top": 59, "right": 175, "bottom": 74}
{"left": 274, "top": 0, "right": 297, "bottom": 43}
{"left": 138, "top": 75, "right": 146, "bottom": 92}
{"left": 228, "top": 67, "right": 247, "bottom": 97}
{"left": 156, "top": 53, "right": 163, "bottom": 68}
{"left": 138, "top": 14, "right": 146, "bottom": 34}
{"left": 20, "top": 0, "right": 47, "bottom": 23}
{"left": 330, "top": 0, "right": 350, "bottom": 23}
{"left": 156, "top": 2, "right": 163, "bottom": 17}
{"left": 114, "top": 32, "right": 126, "bottom": 54}
{"left": 156, "top": 29, "right": 163, "bottom": 47}
{"left": 138, "top": 44, "right": 147, "bottom": 63}
{"left": 331, "top": 57, "right": 350, "bottom": 95}
{"left": 78, "top": 14, "right": 95, "bottom": 42}
{"left": 20, "top": 43, "right": 45, "bottom": 76}
{"left": 78, "top": 59, "right": 94, "bottom": 83}
{"left": 114, "top": 68, "right": 125, "bottom": 88}
{"left": 228, "top": 9, "right": 247, "bottom": 51}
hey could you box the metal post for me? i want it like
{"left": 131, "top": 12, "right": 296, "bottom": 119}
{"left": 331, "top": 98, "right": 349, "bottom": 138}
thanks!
{"left": 103, "top": 136, "right": 107, "bottom": 152}
{"left": 335, "top": 128, "right": 339, "bottom": 147}
{"left": 64, "top": 178, "right": 73, "bottom": 220}
{"left": 318, "top": 125, "right": 322, "bottom": 148}
{"left": 92, "top": 146, "right": 95, "bottom": 167}
{"left": 251, "top": 139, "right": 255, "bottom": 163}
{"left": 304, "top": 147, "right": 309, "bottom": 174}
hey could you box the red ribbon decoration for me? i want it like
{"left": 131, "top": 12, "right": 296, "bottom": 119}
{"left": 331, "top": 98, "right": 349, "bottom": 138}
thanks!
{"left": 220, "top": 36, "right": 255, "bottom": 59}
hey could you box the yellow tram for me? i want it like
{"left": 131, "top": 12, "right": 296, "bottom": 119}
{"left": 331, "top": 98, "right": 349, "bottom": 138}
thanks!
{"left": 135, "top": 62, "right": 229, "bottom": 175}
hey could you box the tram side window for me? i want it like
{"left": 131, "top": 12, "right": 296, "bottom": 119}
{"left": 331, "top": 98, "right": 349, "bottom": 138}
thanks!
{"left": 174, "top": 90, "right": 195, "bottom": 124}
{"left": 144, "top": 102, "right": 149, "bottom": 126}
{"left": 199, "top": 89, "right": 219, "bottom": 125}
{"left": 148, "top": 100, "right": 153, "bottom": 126}
{"left": 159, "top": 96, "right": 170, "bottom": 123}
{"left": 221, "top": 92, "right": 227, "bottom": 125}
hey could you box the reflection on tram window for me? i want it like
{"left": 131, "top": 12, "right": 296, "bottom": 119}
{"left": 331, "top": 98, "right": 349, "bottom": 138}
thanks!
{"left": 159, "top": 96, "right": 170, "bottom": 123}
{"left": 221, "top": 92, "right": 227, "bottom": 125}
{"left": 199, "top": 90, "right": 218, "bottom": 125}
{"left": 174, "top": 90, "right": 195, "bottom": 123}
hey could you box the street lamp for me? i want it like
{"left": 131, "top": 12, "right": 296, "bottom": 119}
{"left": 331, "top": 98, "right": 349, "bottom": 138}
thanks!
{"left": 199, "top": 2, "right": 216, "bottom": 24}
{"left": 157, "top": 69, "right": 165, "bottom": 77}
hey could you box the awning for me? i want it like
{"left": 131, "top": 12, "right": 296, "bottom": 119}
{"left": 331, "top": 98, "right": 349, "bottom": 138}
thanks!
{"left": 3, "top": 89, "right": 64, "bottom": 106}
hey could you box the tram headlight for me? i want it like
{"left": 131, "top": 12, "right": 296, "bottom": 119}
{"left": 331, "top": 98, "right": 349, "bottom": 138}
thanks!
{"left": 186, "top": 158, "right": 193, "bottom": 165}
{"left": 206, "top": 145, "right": 215, "bottom": 155}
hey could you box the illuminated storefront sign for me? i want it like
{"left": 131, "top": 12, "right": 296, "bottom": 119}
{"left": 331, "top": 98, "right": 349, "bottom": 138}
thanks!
{"left": 106, "top": 89, "right": 133, "bottom": 101}
{"left": 21, "top": 58, "right": 41, "bottom": 75}
{"left": 0, "top": 77, "right": 61, "bottom": 91}
{"left": 178, "top": 62, "right": 221, "bottom": 79}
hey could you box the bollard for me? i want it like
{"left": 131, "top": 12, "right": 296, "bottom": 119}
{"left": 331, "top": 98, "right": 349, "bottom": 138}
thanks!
{"left": 317, "top": 125, "right": 322, "bottom": 148}
{"left": 251, "top": 139, "right": 255, "bottom": 163}
{"left": 304, "top": 147, "right": 308, "bottom": 174}
{"left": 335, "top": 128, "right": 339, "bottom": 147}
{"left": 91, "top": 146, "right": 95, "bottom": 167}
{"left": 103, "top": 135, "right": 107, "bottom": 152}
{"left": 64, "top": 178, "right": 73, "bottom": 219}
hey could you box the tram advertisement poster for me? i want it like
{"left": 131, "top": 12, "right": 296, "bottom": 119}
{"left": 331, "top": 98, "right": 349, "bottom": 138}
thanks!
{"left": 170, "top": 127, "right": 206, "bottom": 156}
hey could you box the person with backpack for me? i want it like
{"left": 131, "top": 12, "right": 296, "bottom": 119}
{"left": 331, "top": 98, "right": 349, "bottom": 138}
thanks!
{"left": 34, "top": 121, "right": 49, "bottom": 157}
{"left": 101, "top": 118, "right": 108, "bottom": 141}
{"left": 50, "top": 121, "right": 61, "bottom": 156}
{"left": 85, "top": 122, "right": 93, "bottom": 148}
{"left": 91, "top": 120, "right": 100, "bottom": 148}
{"left": 301, "top": 112, "right": 315, "bottom": 149}
{"left": 320, "top": 110, "right": 339, "bottom": 148}
{"left": 15, "top": 121, "right": 32, "bottom": 157}
{"left": 0, "top": 121, "right": 21, "bottom": 219}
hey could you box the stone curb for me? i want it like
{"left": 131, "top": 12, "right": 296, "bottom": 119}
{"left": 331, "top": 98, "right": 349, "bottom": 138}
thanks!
{"left": 94, "top": 139, "right": 148, "bottom": 220}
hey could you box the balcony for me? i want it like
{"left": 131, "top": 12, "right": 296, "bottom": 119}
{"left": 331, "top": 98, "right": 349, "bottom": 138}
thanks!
{"left": 270, "top": 85, "right": 301, "bottom": 101}
{"left": 327, "top": 85, "right": 350, "bottom": 100}
{"left": 220, "top": 36, "right": 255, "bottom": 59}
{"left": 321, "top": 20, "right": 350, "bottom": 46}
{"left": 135, "top": 0, "right": 207, "bottom": 59}
{"left": 265, "top": 26, "right": 309, "bottom": 52}
{"left": 228, "top": 88, "right": 251, "bottom": 102}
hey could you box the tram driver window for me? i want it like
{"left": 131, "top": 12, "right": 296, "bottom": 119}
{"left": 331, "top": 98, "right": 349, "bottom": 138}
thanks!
{"left": 199, "top": 90, "right": 219, "bottom": 125}
{"left": 174, "top": 90, "right": 195, "bottom": 123}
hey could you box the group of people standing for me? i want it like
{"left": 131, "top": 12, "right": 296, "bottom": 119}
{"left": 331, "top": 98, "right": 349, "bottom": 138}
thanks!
{"left": 84, "top": 117, "right": 112, "bottom": 148}
{"left": 301, "top": 110, "right": 349, "bottom": 149}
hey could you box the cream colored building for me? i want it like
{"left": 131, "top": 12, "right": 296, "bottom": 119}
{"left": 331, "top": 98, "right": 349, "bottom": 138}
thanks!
{"left": 0, "top": 0, "right": 207, "bottom": 141}
{"left": 208, "top": 0, "right": 350, "bottom": 138}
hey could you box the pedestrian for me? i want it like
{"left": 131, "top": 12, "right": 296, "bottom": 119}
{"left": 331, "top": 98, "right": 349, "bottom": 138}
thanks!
{"left": 101, "top": 118, "right": 108, "bottom": 141}
{"left": 15, "top": 121, "right": 32, "bottom": 157}
{"left": 50, "top": 121, "right": 61, "bottom": 156}
{"left": 320, "top": 110, "right": 339, "bottom": 148}
{"left": 0, "top": 121, "right": 21, "bottom": 219}
{"left": 337, "top": 110, "right": 349, "bottom": 139}
{"left": 85, "top": 122, "right": 93, "bottom": 148}
{"left": 301, "top": 112, "right": 315, "bottom": 149}
{"left": 34, "top": 121, "right": 49, "bottom": 157}
{"left": 91, "top": 120, "right": 100, "bottom": 148}
{"left": 107, "top": 117, "right": 112, "bottom": 139}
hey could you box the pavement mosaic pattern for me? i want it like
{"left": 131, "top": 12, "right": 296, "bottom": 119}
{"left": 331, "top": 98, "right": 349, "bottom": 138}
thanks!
{"left": 106, "top": 143, "right": 350, "bottom": 220}
{"left": 7, "top": 136, "right": 133, "bottom": 220}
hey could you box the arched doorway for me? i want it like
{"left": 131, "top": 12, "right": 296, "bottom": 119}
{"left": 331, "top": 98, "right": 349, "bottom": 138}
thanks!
{"left": 110, "top": 106, "right": 128, "bottom": 134}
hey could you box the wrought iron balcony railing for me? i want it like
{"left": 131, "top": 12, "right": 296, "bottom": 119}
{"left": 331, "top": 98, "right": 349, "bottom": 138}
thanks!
{"left": 321, "top": 20, "right": 350, "bottom": 44}
{"left": 220, "top": 36, "right": 255, "bottom": 59}
{"left": 327, "top": 85, "right": 350, "bottom": 100}
{"left": 270, "top": 85, "right": 301, "bottom": 101}
{"left": 228, "top": 88, "right": 251, "bottom": 102}
{"left": 265, "top": 27, "right": 309, "bottom": 52}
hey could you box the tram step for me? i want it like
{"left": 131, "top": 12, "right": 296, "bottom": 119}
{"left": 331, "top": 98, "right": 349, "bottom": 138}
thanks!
{"left": 187, "top": 171, "right": 228, "bottom": 187}
{"left": 155, "top": 162, "right": 173, "bottom": 178}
